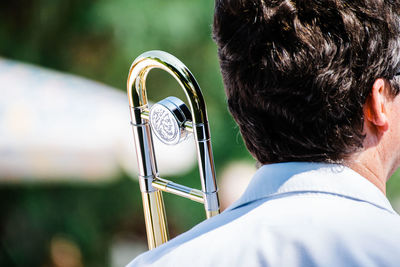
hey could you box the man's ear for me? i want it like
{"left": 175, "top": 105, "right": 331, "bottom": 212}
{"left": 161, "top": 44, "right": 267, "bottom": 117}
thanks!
{"left": 364, "top": 78, "right": 390, "bottom": 132}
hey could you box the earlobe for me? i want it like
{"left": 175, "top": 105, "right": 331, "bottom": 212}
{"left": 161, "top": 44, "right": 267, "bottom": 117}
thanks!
{"left": 364, "top": 78, "right": 389, "bottom": 132}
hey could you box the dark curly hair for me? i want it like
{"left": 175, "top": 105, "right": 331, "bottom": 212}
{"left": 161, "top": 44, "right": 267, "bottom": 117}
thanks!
{"left": 213, "top": 0, "right": 400, "bottom": 163}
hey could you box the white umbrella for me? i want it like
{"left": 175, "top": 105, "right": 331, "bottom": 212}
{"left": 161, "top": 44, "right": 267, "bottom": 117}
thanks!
{"left": 0, "top": 58, "right": 196, "bottom": 183}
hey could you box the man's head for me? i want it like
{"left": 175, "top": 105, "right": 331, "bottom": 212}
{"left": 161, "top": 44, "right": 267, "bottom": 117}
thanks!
{"left": 213, "top": 0, "right": 400, "bottom": 164}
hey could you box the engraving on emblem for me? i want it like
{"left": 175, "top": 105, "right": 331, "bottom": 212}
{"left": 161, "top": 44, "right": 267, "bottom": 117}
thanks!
{"left": 150, "top": 105, "right": 179, "bottom": 144}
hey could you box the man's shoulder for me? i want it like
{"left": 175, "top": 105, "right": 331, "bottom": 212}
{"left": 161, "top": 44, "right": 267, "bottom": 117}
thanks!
{"left": 224, "top": 192, "right": 400, "bottom": 241}
{"left": 128, "top": 193, "right": 400, "bottom": 266}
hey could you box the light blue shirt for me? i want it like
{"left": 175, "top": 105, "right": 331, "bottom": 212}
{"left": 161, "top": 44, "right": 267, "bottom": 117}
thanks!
{"left": 127, "top": 162, "right": 400, "bottom": 266}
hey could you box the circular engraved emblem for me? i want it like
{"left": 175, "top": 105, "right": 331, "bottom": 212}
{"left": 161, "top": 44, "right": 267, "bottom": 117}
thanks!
{"left": 149, "top": 104, "right": 180, "bottom": 145}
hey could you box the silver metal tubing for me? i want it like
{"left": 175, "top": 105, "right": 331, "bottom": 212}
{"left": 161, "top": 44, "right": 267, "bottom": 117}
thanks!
{"left": 127, "top": 50, "right": 220, "bottom": 249}
{"left": 130, "top": 120, "right": 158, "bottom": 189}
{"left": 196, "top": 138, "right": 219, "bottom": 218}
{"left": 152, "top": 177, "right": 204, "bottom": 203}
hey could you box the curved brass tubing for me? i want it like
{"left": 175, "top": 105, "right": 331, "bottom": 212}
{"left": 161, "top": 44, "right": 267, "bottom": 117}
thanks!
{"left": 127, "top": 51, "right": 220, "bottom": 249}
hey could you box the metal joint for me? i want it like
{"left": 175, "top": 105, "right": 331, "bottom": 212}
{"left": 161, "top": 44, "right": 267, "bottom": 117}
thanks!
{"left": 194, "top": 123, "right": 210, "bottom": 141}
{"left": 139, "top": 174, "right": 157, "bottom": 193}
{"left": 203, "top": 191, "right": 220, "bottom": 211}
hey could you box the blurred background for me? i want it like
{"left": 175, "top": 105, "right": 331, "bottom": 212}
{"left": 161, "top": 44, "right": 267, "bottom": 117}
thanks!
{"left": 0, "top": 1, "right": 254, "bottom": 266}
{"left": 1, "top": 1, "right": 400, "bottom": 266}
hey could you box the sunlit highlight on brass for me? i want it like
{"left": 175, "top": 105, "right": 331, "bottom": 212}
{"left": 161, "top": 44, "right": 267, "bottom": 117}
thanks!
{"left": 127, "top": 51, "right": 220, "bottom": 249}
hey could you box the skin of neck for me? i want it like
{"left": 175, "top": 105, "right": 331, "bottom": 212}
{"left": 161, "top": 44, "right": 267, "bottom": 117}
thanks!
{"left": 345, "top": 78, "right": 400, "bottom": 195}
{"left": 346, "top": 145, "right": 389, "bottom": 195}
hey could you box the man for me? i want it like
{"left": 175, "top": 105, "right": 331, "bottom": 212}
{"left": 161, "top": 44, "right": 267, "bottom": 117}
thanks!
{"left": 128, "top": 0, "right": 400, "bottom": 266}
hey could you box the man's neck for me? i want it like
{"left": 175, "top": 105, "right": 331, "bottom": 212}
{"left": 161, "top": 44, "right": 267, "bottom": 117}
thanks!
{"left": 345, "top": 149, "right": 388, "bottom": 195}
{"left": 346, "top": 161, "right": 386, "bottom": 194}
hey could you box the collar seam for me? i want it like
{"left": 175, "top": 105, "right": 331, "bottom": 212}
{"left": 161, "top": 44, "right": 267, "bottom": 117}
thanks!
{"left": 226, "top": 190, "right": 394, "bottom": 214}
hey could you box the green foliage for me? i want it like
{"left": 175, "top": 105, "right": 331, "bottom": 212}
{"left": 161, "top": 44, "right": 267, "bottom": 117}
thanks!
{"left": 0, "top": 175, "right": 144, "bottom": 266}
{"left": 0, "top": 0, "right": 251, "bottom": 266}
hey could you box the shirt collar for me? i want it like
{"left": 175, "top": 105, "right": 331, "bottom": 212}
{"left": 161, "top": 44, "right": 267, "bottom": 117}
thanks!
{"left": 225, "top": 162, "right": 395, "bottom": 214}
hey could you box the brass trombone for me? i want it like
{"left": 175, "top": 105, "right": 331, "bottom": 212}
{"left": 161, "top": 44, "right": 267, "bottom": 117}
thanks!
{"left": 127, "top": 51, "right": 220, "bottom": 249}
